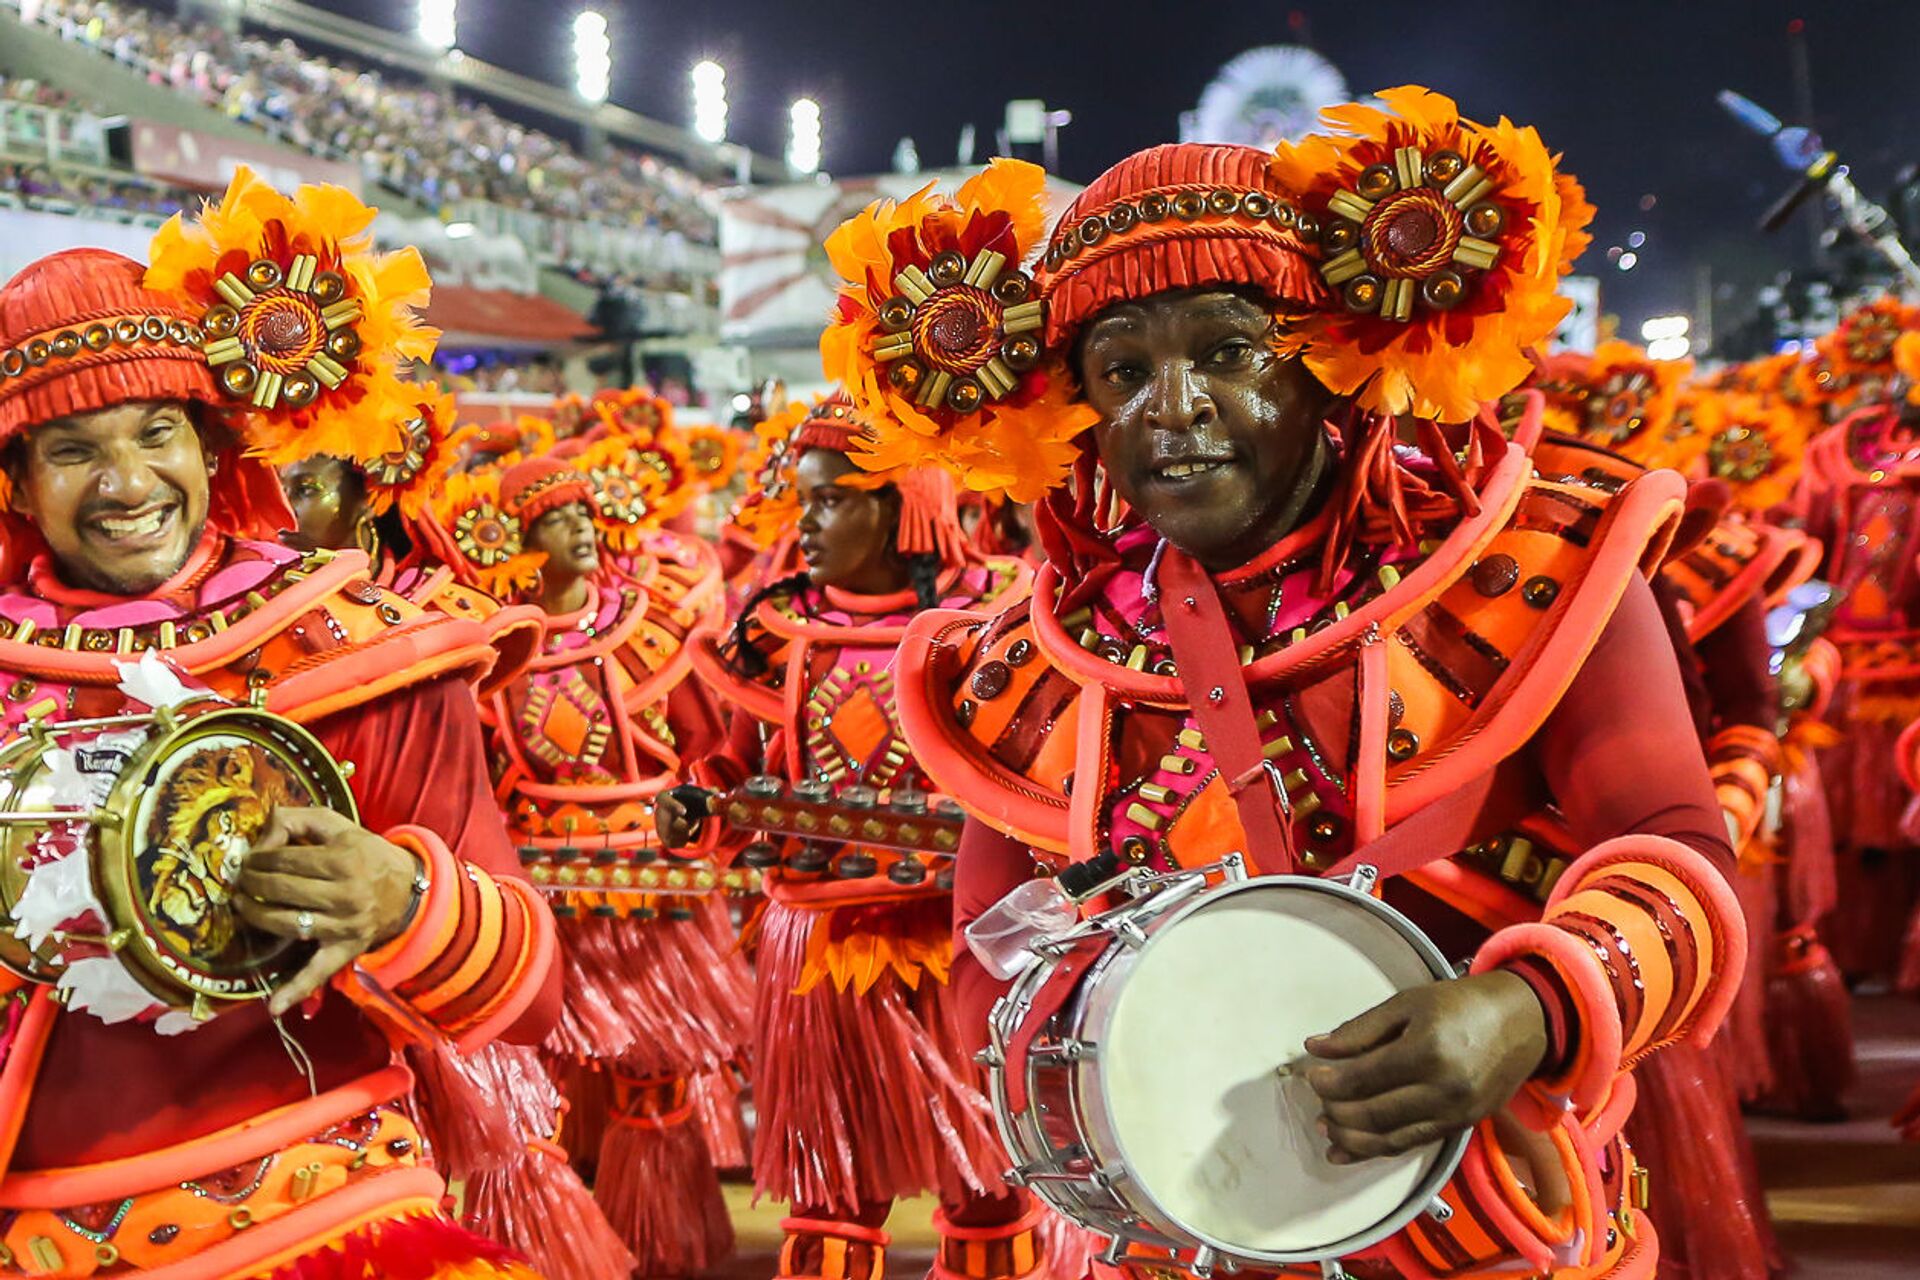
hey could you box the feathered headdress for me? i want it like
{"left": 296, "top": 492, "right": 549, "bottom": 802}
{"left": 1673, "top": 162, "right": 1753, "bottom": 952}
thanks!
{"left": 143, "top": 165, "right": 438, "bottom": 468}
{"left": 1269, "top": 86, "right": 1595, "bottom": 421}
{"left": 362, "top": 380, "right": 459, "bottom": 520}
{"left": 578, "top": 432, "right": 670, "bottom": 552}
{"left": 1686, "top": 387, "right": 1805, "bottom": 512}
{"left": 727, "top": 398, "right": 808, "bottom": 551}
{"left": 819, "top": 158, "right": 1099, "bottom": 502}
{"left": 682, "top": 424, "right": 745, "bottom": 492}
{"left": 1531, "top": 340, "right": 1692, "bottom": 468}
{"left": 433, "top": 467, "right": 542, "bottom": 598}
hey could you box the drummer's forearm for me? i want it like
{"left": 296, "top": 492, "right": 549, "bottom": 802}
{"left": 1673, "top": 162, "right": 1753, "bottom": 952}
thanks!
{"left": 1478, "top": 574, "right": 1746, "bottom": 1102}
{"left": 950, "top": 818, "right": 1031, "bottom": 1047}
{"left": 1535, "top": 573, "right": 1734, "bottom": 867}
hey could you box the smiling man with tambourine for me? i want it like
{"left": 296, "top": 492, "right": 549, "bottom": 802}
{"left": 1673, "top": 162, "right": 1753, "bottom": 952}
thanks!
{"left": 0, "top": 170, "right": 558, "bottom": 1279}
{"left": 831, "top": 92, "right": 1748, "bottom": 1280}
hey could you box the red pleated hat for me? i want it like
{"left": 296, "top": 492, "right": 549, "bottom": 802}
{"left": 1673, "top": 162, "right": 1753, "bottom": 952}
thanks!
{"left": 1035, "top": 143, "right": 1327, "bottom": 350}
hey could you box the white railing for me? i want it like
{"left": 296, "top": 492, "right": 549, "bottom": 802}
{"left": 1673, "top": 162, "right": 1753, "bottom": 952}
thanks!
{"left": 0, "top": 100, "right": 115, "bottom": 167}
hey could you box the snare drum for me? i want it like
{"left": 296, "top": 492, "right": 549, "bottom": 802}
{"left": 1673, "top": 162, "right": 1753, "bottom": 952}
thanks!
{"left": 0, "top": 700, "right": 356, "bottom": 1017}
{"left": 986, "top": 862, "right": 1468, "bottom": 1274}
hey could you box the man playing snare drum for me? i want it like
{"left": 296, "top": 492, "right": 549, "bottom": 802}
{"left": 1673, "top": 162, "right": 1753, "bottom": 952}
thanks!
{"left": 843, "top": 92, "right": 1743, "bottom": 1279}
{"left": 0, "top": 176, "right": 556, "bottom": 1277}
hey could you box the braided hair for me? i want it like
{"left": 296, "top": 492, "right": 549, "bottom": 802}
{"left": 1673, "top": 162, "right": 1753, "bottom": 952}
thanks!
{"left": 907, "top": 552, "right": 942, "bottom": 609}
{"left": 722, "top": 571, "right": 812, "bottom": 677}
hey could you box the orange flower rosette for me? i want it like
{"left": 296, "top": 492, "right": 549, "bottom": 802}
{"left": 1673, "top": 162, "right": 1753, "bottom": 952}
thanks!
{"left": 363, "top": 380, "right": 459, "bottom": 520}
{"left": 433, "top": 466, "right": 542, "bottom": 598}
{"left": 819, "top": 158, "right": 1098, "bottom": 503}
{"left": 728, "top": 398, "right": 808, "bottom": 551}
{"left": 144, "top": 165, "right": 439, "bottom": 468}
{"left": 1532, "top": 340, "right": 1693, "bottom": 468}
{"left": 1270, "top": 86, "right": 1596, "bottom": 422}
{"left": 578, "top": 433, "right": 671, "bottom": 553}
{"left": 1685, "top": 387, "right": 1805, "bottom": 512}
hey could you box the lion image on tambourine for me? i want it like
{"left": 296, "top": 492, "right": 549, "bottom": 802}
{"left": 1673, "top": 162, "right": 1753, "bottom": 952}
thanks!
{"left": 143, "top": 743, "right": 300, "bottom": 960}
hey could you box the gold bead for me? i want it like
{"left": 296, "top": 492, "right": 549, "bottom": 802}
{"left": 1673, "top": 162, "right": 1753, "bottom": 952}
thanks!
{"left": 1356, "top": 163, "right": 1398, "bottom": 200}
{"left": 220, "top": 362, "right": 259, "bottom": 395}
{"left": 201, "top": 304, "right": 240, "bottom": 339}
{"left": 309, "top": 270, "right": 347, "bottom": 304}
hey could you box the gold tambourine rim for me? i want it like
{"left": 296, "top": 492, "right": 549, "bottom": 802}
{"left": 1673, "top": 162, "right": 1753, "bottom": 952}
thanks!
{"left": 90, "top": 704, "right": 359, "bottom": 1008}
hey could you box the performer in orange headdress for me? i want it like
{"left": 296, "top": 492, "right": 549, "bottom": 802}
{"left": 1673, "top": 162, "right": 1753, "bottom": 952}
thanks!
{"left": 278, "top": 385, "right": 543, "bottom": 699}
{"left": 435, "top": 435, "right": 752, "bottom": 1278}
{"left": 1524, "top": 348, "right": 1816, "bottom": 1279}
{"left": 862, "top": 95, "right": 1743, "bottom": 1280}
{"left": 659, "top": 390, "right": 1042, "bottom": 1280}
{"left": 1789, "top": 306, "right": 1920, "bottom": 987}
{"left": 0, "top": 168, "right": 558, "bottom": 1277}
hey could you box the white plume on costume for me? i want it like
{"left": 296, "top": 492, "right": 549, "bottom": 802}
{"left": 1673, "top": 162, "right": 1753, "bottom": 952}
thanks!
{"left": 10, "top": 848, "right": 97, "bottom": 950}
{"left": 116, "top": 649, "right": 203, "bottom": 710}
{"left": 10, "top": 729, "right": 143, "bottom": 952}
{"left": 56, "top": 957, "right": 183, "bottom": 1030}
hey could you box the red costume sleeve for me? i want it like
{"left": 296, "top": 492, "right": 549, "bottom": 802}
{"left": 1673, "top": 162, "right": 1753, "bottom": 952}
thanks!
{"left": 1695, "top": 596, "right": 1784, "bottom": 849}
{"left": 312, "top": 675, "right": 562, "bottom": 1047}
{"left": 1488, "top": 573, "right": 1745, "bottom": 1108}
{"left": 1532, "top": 573, "right": 1736, "bottom": 867}
{"left": 950, "top": 818, "right": 1033, "bottom": 1053}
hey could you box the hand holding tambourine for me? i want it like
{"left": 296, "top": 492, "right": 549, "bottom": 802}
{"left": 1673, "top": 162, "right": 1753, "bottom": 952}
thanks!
{"left": 232, "top": 807, "right": 424, "bottom": 1016}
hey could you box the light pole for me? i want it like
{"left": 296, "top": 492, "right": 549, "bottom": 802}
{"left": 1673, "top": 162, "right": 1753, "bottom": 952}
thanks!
{"left": 417, "top": 0, "right": 456, "bottom": 51}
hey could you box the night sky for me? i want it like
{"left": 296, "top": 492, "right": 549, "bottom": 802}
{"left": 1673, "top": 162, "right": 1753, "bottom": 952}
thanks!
{"left": 311, "top": 0, "right": 1920, "bottom": 336}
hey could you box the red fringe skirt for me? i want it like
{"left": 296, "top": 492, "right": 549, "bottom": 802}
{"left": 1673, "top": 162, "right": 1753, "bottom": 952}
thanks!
{"left": 1625, "top": 1042, "right": 1783, "bottom": 1280}
{"left": 749, "top": 897, "right": 1005, "bottom": 1213}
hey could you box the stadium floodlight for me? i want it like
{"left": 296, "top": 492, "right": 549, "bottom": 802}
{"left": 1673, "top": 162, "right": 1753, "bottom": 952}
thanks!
{"left": 788, "top": 97, "right": 821, "bottom": 175}
{"left": 692, "top": 59, "right": 728, "bottom": 144}
{"left": 573, "top": 11, "right": 612, "bottom": 103}
{"left": 1640, "top": 314, "right": 1690, "bottom": 342}
{"left": 417, "top": 0, "right": 456, "bottom": 50}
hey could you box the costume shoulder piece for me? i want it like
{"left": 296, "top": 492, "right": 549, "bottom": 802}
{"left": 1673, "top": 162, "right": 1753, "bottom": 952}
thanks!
{"left": 1531, "top": 432, "right": 1819, "bottom": 643}
{"left": 899, "top": 451, "right": 1687, "bottom": 858}
{"left": 1660, "top": 515, "right": 1819, "bottom": 644}
{"left": 0, "top": 540, "right": 492, "bottom": 726}
{"left": 391, "top": 561, "right": 543, "bottom": 698}
{"left": 692, "top": 557, "right": 1030, "bottom": 728}
{"left": 618, "top": 531, "right": 726, "bottom": 708}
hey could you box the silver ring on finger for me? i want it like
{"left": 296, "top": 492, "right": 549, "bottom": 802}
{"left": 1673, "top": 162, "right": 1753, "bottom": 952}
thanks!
{"left": 296, "top": 910, "right": 315, "bottom": 941}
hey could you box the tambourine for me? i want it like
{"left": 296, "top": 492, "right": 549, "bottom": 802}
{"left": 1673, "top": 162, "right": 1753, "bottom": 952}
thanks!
{"left": 0, "top": 700, "right": 357, "bottom": 1019}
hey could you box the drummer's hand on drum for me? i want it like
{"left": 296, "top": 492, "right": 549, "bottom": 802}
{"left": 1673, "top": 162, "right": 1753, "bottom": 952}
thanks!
{"left": 232, "top": 807, "right": 423, "bottom": 1016}
{"left": 1302, "top": 970, "right": 1548, "bottom": 1163}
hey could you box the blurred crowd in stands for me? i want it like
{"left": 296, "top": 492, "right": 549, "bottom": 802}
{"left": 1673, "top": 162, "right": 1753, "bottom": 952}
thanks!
{"left": 12, "top": 0, "right": 717, "bottom": 250}
{"left": 0, "top": 71, "right": 199, "bottom": 215}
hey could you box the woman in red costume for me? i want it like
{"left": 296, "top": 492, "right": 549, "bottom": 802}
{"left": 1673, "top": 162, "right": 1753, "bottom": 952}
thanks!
{"left": 0, "top": 168, "right": 560, "bottom": 1277}
{"left": 848, "top": 97, "right": 1745, "bottom": 1280}
{"left": 277, "top": 389, "right": 543, "bottom": 697}
{"left": 433, "top": 444, "right": 751, "bottom": 1278}
{"left": 659, "top": 393, "right": 1047, "bottom": 1280}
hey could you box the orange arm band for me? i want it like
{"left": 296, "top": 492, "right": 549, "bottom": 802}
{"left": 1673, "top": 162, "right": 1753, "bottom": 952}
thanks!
{"left": 1547, "top": 835, "right": 1745, "bottom": 1062}
{"left": 453, "top": 878, "right": 558, "bottom": 1052}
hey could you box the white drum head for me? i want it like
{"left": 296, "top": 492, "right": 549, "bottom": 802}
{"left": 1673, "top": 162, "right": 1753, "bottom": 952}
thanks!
{"left": 1099, "top": 883, "right": 1445, "bottom": 1257}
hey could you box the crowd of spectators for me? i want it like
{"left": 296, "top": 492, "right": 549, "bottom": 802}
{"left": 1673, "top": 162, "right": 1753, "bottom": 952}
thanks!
{"left": 0, "top": 160, "right": 196, "bottom": 215}
{"left": 14, "top": 0, "right": 719, "bottom": 251}
{"left": 1, "top": 71, "right": 200, "bottom": 216}
{"left": 430, "top": 353, "right": 571, "bottom": 396}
